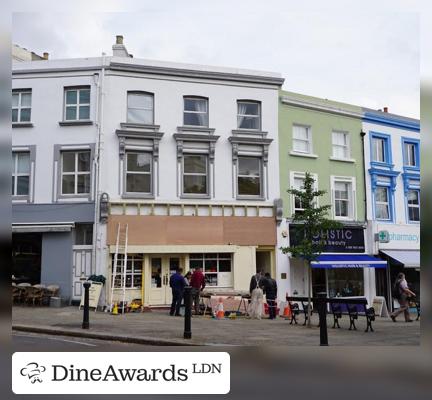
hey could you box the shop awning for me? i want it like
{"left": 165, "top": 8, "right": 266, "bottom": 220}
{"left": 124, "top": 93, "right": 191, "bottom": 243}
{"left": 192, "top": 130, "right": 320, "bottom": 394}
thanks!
{"left": 12, "top": 222, "right": 75, "bottom": 233}
{"left": 311, "top": 254, "right": 387, "bottom": 269}
{"left": 380, "top": 250, "right": 420, "bottom": 268}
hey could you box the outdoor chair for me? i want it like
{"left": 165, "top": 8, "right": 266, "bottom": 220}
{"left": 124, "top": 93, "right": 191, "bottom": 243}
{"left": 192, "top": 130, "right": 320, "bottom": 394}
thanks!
{"left": 12, "top": 285, "right": 25, "bottom": 304}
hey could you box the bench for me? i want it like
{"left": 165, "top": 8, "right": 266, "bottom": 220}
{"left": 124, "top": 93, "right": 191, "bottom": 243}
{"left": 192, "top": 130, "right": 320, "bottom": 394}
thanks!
{"left": 287, "top": 296, "right": 376, "bottom": 333}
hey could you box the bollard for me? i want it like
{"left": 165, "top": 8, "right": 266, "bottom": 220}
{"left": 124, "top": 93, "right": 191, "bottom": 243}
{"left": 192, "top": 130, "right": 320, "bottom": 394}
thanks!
{"left": 82, "top": 281, "right": 91, "bottom": 329}
{"left": 183, "top": 286, "right": 192, "bottom": 339}
{"left": 317, "top": 292, "right": 328, "bottom": 346}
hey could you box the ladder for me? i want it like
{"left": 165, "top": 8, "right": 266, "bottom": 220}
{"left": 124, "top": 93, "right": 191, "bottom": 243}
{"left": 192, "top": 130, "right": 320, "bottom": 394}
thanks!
{"left": 110, "top": 223, "right": 128, "bottom": 313}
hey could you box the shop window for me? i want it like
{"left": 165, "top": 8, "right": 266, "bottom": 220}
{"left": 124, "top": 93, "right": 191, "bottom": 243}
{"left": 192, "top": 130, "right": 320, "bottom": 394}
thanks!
{"left": 327, "top": 268, "right": 364, "bottom": 297}
{"left": 75, "top": 224, "right": 93, "bottom": 245}
{"left": 189, "top": 253, "right": 232, "bottom": 287}
{"left": 151, "top": 257, "right": 162, "bottom": 288}
{"left": 112, "top": 254, "right": 143, "bottom": 289}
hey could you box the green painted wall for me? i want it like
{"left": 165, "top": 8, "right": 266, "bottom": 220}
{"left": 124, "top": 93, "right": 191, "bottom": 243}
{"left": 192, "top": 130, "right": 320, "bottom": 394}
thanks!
{"left": 279, "top": 90, "right": 365, "bottom": 221}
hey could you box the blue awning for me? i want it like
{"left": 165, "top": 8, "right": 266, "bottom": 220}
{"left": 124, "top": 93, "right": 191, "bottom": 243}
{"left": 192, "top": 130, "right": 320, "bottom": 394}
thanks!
{"left": 311, "top": 254, "right": 387, "bottom": 269}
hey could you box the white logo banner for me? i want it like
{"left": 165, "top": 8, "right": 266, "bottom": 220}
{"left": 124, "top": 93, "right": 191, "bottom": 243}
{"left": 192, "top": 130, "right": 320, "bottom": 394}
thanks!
{"left": 13, "top": 352, "right": 230, "bottom": 394}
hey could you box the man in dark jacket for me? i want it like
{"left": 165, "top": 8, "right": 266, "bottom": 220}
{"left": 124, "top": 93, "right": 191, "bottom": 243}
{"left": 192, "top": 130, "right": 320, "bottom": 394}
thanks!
{"left": 190, "top": 267, "right": 206, "bottom": 314}
{"left": 249, "top": 270, "right": 264, "bottom": 294}
{"left": 262, "top": 272, "right": 278, "bottom": 319}
{"left": 169, "top": 267, "right": 185, "bottom": 316}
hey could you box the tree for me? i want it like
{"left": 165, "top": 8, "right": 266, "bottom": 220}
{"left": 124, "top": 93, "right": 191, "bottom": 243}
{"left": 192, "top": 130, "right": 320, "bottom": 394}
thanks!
{"left": 280, "top": 172, "right": 342, "bottom": 327}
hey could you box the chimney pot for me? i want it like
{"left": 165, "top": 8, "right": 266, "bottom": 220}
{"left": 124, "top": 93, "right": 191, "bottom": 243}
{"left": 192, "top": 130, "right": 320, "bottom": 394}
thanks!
{"left": 43, "top": 52, "right": 49, "bottom": 60}
{"left": 383, "top": 107, "right": 388, "bottom": 113}
{"left": 116, "top": 35, "right": 123, "bottom": 45}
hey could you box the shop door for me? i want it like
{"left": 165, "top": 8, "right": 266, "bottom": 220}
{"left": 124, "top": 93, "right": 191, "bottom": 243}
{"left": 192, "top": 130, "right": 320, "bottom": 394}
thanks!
{"left": 72, "top": 246, "right": 92, "bottom": 301}
{"left": 149, "top": 256, "right": 180, "bottom": 305}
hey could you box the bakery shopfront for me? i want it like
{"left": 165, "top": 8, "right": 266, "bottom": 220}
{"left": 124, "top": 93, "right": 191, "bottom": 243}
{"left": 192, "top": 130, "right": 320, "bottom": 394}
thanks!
{"left": 288, "top": 225, "right": 386, "bottom": 304}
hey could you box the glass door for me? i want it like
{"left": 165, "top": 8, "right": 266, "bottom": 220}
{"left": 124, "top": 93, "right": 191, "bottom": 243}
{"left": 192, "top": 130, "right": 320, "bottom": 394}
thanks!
{"left": 149, "top": 256, "right": 181, "bottom": 305}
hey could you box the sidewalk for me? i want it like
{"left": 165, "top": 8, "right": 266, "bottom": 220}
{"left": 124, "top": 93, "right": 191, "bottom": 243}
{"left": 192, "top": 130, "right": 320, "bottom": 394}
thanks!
{"left": 12, "top": 306, "right": 420, "bottom": 346}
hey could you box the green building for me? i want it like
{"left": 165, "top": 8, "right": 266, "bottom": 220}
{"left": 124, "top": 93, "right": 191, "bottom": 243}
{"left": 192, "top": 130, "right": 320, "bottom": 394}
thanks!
{"left": 277, "top": 90, "right": 379, "bottom": 304}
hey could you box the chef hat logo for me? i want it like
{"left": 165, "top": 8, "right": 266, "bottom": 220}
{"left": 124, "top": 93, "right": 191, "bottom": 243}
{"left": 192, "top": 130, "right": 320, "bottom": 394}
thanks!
{"left": 20, "top": 362, "right": 46, "bottom": 384}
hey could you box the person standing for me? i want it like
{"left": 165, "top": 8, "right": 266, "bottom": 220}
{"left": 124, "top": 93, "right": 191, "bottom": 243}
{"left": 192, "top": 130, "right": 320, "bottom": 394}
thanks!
{"left": 169, "top": 267, "right": 185, "bottom": 316}
{"left": 248, "top": 270, "right": 264, "bottom": 319}
{"left": 262, "top": 272, "right": 278, "bottom": 319}
{"left": 190, "top": 267, "right": 206, "bottom": 315}
{"left": 390, "top": 272, "right": 416, "bottom": 322}
{"left": 183, "top": 271, "right": 192, "bottom": 286}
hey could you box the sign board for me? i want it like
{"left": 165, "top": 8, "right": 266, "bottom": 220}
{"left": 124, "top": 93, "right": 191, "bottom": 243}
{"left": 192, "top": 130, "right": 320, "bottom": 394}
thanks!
{"left": 372, "top": 296, "right": 389, "bottom": 317}
{"left": 375, "top": 223, "right": 420, "bottom": 250}
{"left": 377, "top": 230, "right": 390, "bottom": 243}
{"left": 79, "top": 281, "right": 103, "bottom": 311}
{"left": 289, "top": 226, "right": 365, "bottom": 253}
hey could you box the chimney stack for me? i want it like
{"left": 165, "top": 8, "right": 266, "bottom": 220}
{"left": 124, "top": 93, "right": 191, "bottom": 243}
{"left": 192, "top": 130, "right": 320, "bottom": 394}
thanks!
{"left": 43, "top": 52, "right": 49, "bottom": 60}
{"left": 383, "top": 107, "right": 388, "bottom": 113}
{"left": 112, "top": 35, "right": 130, "bottom": 57}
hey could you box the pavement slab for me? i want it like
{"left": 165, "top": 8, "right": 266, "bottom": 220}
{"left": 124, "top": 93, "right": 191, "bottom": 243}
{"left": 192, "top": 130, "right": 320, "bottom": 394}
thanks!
{"left": 12, "top": 306, "right": 420, "bottom": 346}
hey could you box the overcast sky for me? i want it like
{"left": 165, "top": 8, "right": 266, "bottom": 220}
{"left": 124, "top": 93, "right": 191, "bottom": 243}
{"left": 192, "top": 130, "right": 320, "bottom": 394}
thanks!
{"left": 12, "top": 1, "right": 419, "bottom": 118}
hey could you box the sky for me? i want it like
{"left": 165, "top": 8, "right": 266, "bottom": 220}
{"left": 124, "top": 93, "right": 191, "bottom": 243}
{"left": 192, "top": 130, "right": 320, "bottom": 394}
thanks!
{"left": 12, "top": 1, "right": 420, "bottom": 118}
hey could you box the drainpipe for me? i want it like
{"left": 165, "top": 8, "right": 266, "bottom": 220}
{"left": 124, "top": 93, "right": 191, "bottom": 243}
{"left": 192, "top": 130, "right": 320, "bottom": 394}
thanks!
{"left": 92, "top": 53, "right": 106, "bottom": 277}
{"left": 360, "top": 130, "right": 367, "bottom": 223}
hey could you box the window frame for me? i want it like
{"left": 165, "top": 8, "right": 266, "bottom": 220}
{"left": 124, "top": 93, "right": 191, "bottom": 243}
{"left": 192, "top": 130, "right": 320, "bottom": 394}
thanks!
{"left": 331, "top": 130, "right": 350, "bottom": 160}
{"left": 60, "top": 150, "right": 92, "bottom": 196}
{"left": 331, "top": 176, "right": 356, "bottom": 221}
{"left": 183, "top": 96, "right": 209, "bottom": 128}
{"left": 292, "top": 124, "right": 312, "bottom": 154}
{"left": 126, "top": 91, "right": 155, "bottom": 125}
{"left": 12, "top": 151, "right": 31, "bottom": 198}
{"left": 407, "top": 188, "right": 420, "bottom": 223}
{"left": 112, "top": 254, "right": 143, "bottom": 289}
{"left": 237, "top": 100, "right": 261, "bottom": 130}
{"left": 401, "top": 137, "right": 420, "bottom": 170}
{"left": 237, "top": 156, "right": 263, "bottom": 199}
{"left": 181, "top": 153, "right": 209, "bottom": 197}
{"left": 370, "top": 132, "right": 392, "bottom": 167}
{"left": 63, "top": 86, "right": 91, "bottom": 121}
{"left": 189, "top": 253, "right": 233, "bottom": 288}
{"left": 12, "top": 89, "right": 32, "bottom": 123}
{"left": 289, "top": 171, "right": 319, "bottom": 215}
{"left": 124, "top": 151, "right": 153, "bottom": 196}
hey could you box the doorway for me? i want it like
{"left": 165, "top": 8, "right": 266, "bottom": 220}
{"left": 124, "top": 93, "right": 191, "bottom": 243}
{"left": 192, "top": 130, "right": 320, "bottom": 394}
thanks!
{"left": 149, "top": 255, "right": 180, "bottom": 305}
{"left": 12, "top": 233, "right": 42, "bottom": 284}
{"left": 256, "top": 250, "right": 273, "bottom": 276}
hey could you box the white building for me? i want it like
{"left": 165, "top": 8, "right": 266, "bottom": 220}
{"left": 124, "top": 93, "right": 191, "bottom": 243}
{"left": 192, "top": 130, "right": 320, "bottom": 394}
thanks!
{"left": 362, "top": 109, "right": 420, "bottom": 309}
{"left": 12, "top": 36, "right": 284, "bottom": 307}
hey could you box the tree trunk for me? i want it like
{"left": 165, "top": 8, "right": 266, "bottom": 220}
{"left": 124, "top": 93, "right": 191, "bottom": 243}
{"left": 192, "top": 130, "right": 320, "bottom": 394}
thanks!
{"left": 307, "top": 260, "right": 312, "bottom": 328}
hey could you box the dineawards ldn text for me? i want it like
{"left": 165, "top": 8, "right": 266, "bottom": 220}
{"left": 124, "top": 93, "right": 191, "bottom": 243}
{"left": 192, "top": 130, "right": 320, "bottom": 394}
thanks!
{"left": 52, "top": 364, "right": 192, "bottom": 382}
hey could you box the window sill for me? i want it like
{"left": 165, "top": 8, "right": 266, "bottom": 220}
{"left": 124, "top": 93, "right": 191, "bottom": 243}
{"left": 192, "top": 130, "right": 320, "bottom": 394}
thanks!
{"left": 329, "top": 157, "right": 356, "bottom": 163}
{"left": 236, "top": 195, "right": 265, "bottom": 201}
{"left": 120, "top": 122, "right": 160, "bottom": 131}
{"left": 59, "top": 120, "right": 94, "bottom": 126}
{"left": 12, "top": 122, "right": 33, "bottom": 128}
{"left": 180, "top": 194, "right": 211, "bottom": 199}
{"left": 289, "top": 151, "right": 318, "bottom": 159}
{"left": 12, "top": 198, "right": 30, "bottom": 203}
{"left": 122, "top": 193, "right": 155, "bottom": 199}
{"left": 177, "top": 126, "right": 215, "bottom": 134}
{"left": 231, "top": 129, "right": 267, "bottom": 136}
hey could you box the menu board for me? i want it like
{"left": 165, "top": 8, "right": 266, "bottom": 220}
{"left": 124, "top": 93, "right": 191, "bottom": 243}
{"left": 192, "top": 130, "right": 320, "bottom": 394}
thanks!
{"left": 79, "top": 281, "right": 103, "bottom": 311}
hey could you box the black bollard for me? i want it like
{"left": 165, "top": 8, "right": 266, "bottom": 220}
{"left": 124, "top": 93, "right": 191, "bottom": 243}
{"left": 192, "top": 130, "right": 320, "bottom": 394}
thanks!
{"left": 183, "top": 286, "right": 192, "bottom": 339}
{"left": 317, "top": 292, "right": 328, "bottom": 346}
{"left": 82, "top": 281, "right": 91, "bottom": 329}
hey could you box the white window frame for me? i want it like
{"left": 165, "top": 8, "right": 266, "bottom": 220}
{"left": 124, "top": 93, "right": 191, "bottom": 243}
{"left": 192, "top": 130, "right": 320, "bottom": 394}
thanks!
{"left": 407, "top": 189, "right": 420, "bottom": 222}
{"left": 289, "top": 172, "right": 318, "bottom": 215}
{"left": 12, "top": 151, "right": 31, "bottom": 197}
{"left": 12, "top": 90, "right": 32, "bottom": 123}
{"left": 237, "top": 100, "right": 261, "bottom": 130}
{"left": 182, "top": 153, "right": 209, "bottom": 196}
{"left": 237, "top": 156, "right": 263, "bottom": 198}
{"left": 112, "top": 254, "right": 143, "bottom": 289}
{"left": 60, "top": 151, "right": 91, "bottom": 195}
{"left": 375, "top": 186, "right": 391, "bottom": 221}
{"left": 189, "top": 253, "right": 233, "bottom": 288}
{"left": 127, "top": 92, "right": 154, "bottom": 125}
{"left": 64, "top": 87, "right": 91, "bottom": 121}
{"left": 292, "top": 124, "right": 312, "bottom": 154}
{"left": 183, "top": 97, "right": 209, "bottom": 127}
{"left": 331, "top": 130, "right": 351, "bottom": 160}
{"left": 404, "top": 142, "right": 416, "bottom": 167}
{"left": 124, "top": 151, "right": 153, "bottom": 195}
{"left": 330, "top": 176, "right": 356, "bottom": 220}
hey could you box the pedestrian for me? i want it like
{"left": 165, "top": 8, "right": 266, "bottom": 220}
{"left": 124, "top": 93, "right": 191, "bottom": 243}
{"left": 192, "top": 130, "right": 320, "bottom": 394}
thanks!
{"left": 262, "top": 272, "right": 278, "bottom": 319}
{"left": 390, "top": 272, "right": 416, "bottom": 322}
{"left": 190, "top": 267, "right": 206, "bottom": 315}
{"left": 169, "top": 267, "right": 185, "bottom": 316}
{"left": 248, "top": 270, "right": 264, "bottom": 319}
{"left": 184, "top": 271, "right": 192, "bottom": 286}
